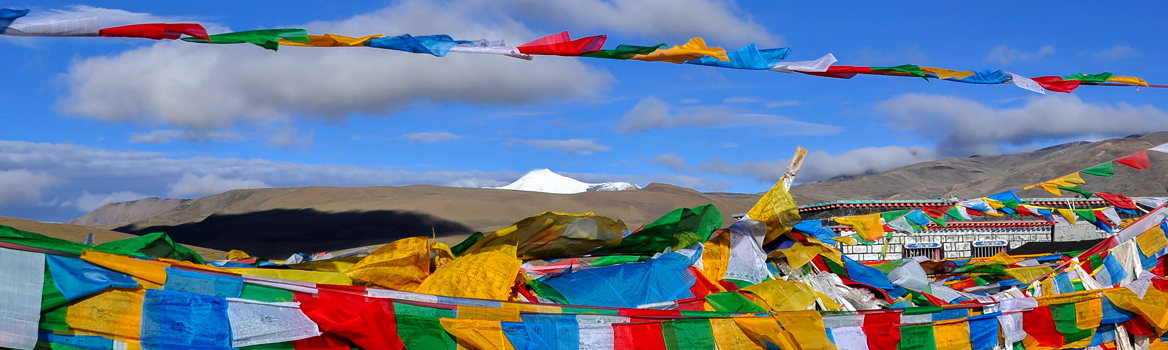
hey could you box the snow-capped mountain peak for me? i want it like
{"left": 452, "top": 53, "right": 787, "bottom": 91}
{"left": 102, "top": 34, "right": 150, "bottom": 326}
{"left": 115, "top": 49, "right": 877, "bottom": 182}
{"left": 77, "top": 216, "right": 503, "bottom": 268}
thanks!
{"left": 495, "top": 169, "right": 639, "bottom": 194}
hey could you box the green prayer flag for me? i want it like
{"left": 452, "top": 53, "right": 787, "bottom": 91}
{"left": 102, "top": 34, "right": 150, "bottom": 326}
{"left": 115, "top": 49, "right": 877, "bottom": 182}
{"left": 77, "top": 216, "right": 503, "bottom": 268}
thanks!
{"left": 0, "top": 225, "right": 136, "bottom": 257}
{"left": 902, "top": 305, "right": 943, "bottom": 315}
{"left": 1002, "top": 200, "right": 1020, "bottom": 211}
{"left": 1089, "top": 254, "right": 1104, "bottom": 271}
{"left": 581, "top": 43, "right": 665, "bottom": 59}
{"left": 590, "top": 255, "right": 647, "bottom": 267}
{"left": 881, "top": 210, "right": 912, "bottom": 223}
{"left": 40, "top": 265, "right": 70, "bottom": 332}
{"left": 704, "top": 292, "right": 767, "bottom": 313}
{"left": 872, "top": 64, "right": 928, "bottom": 79}
{"left": 181, "top": 29, "right": 310, "bottom": 51}
{"left": 1073, "top": 209, "right": 1098, "bottom": 223}
{"left": 1082, "top": 162, "right": 1116, "bottom": 178}
{"left": 1063, "top": 72, "right": 1114, "bottom": 83}
{"left": 394, "top": 302, "right": 454, "bottom": 318}
{"left": 898, "top": 323, "right": 937, "bottom": 350}
{"left": 527, "top": 279, "right": 570, "bottom": 304}
{"left": 600, "top": 204, "right": 721, "bottom": 254}
{"left": 946, "top": 206, "right": 965, "bottom": 221}
{"left": 1059, "top": 186, "right": 1094, "bottom": 199}
{"left": 241, "top": 342, "right": 295, "bottom": 350}
{"left": 396, "top": 314, "right": 457, "bottom": 350}
{"left": 927, "top": 213, "right": 947, "bottom": 227}
{"left": 663, "top": 318, "right": 716, "bottom": 350}
{"left": 450, "top": 231, "right": 483, "bottom": 256}
{"left": 239, "top": 283, "right": 294, "bottom": 302}
{"left": 96, "top": 231, "right": 205, "bottom": 264}
{"left": 1051, "top": 303, "right": 1094, "bottom": 343}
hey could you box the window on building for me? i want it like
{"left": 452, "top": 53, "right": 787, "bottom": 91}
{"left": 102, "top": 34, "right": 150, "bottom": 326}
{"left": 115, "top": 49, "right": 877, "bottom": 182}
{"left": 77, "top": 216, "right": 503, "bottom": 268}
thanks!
{"left": 903, "top": 243, "right": 943, "bottom": 260}
{"left": 970, "top": 241, "right": 1008, "bottom": 258}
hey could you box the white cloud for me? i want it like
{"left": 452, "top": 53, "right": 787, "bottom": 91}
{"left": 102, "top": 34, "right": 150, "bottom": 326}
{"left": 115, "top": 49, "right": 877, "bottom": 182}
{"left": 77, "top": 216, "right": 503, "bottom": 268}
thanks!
{"left": 1095, "top": 44, "right": 1140, "bottom": 60}
{"left": 986, "top": 45, "right": 1055, "bottom": 64}
{"left": 72, "top": 191, "right": 149, "bottom": 212}
{"left": 506, "top": 139, "right": 611, "bottom": 155}
{"left": 617, "top": 96, "right": 841, "bottom": 134}
{"left": 168, "top": 173, "right": 271, "bottom": 198}
{"left": 679, "top": 98, "right": 701, "bottom": 104}
{"left": 0, "top": 169, "right": 58, "bottom": 205}
{"left": 651, "top": 153, "right": 690, "bottom": 173}
{"left": 723, "top": 96, "right": 759, "bottom": 103}
{"left": 698, "top": 146, "right": 940, "bottom": 183}
{"left": 20, "top": 5, "right": 225, "bottom": 30}
{"left": 505, "top": 0, "right": 782, "bottom": 47}
{"left": 765, "top": 100, "right": 801, "bottom": 108}
{"left": 403, "top": 132, "right": 462, "bottom": 143}
{"left": 130, "top": 129, "right": 243, "bottom": 144}
{"left": 877, "top": 94, "right": 1168, "bottom": 156}
{"left": 58, "top": 0, "right": 614, "bottom": 129}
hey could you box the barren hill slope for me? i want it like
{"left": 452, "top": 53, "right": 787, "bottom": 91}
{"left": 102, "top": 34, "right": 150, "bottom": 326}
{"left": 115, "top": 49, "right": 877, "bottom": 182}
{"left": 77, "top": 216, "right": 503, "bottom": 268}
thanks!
{"left": 791, "top": 132, "right": 1168, "bottom": 203}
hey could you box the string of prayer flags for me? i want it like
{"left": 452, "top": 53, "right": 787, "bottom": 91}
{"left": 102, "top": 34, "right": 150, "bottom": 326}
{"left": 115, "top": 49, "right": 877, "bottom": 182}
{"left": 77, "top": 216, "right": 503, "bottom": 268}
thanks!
{"left": 99, "top": 23, "right": 210, "bottom": 41}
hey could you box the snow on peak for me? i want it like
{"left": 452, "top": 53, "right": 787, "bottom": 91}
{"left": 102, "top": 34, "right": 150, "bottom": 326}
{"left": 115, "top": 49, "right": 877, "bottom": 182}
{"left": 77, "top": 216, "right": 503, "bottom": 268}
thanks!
{"left": 495, "top": 169, "right": 640, "bottom": 194}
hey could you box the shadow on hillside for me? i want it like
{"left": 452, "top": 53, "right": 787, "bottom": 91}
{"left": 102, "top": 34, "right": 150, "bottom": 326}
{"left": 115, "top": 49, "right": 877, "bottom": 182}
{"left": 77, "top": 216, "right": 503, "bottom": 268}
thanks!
{"left": 114, "top": 209, "right": 474, "bottom": 258}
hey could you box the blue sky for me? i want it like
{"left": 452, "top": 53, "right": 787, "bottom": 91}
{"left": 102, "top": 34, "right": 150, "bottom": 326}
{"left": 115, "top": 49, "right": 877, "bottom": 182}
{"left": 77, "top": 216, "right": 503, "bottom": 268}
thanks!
{"left": 3, "top": 1, "right": 1168, "bottom": 222}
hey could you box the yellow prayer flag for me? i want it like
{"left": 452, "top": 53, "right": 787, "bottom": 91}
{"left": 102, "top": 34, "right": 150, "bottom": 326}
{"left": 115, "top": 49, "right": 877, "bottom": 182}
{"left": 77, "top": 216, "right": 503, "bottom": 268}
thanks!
{"left": 344, "top": 236, "right": 431, "bottom": 291}
{"left": 503, "top": 302, "right": 561, "bottom": 315}
{"left": 771, "top": 311, "right": 834, "bottom": 350}
{"left": 985, "top": 251, "right": 1024, "bottom": 265}
{"left": 439, "top": 318, "right": 514, "bottom": 350}
{"left": 1041, "top": 278, "right": 1056, "bottom": 296}
{"left": 702, "top": 231, "right": 731, "bottom": 281}
{"left": 1005, "top": 266, "right": 1052, "bottom": 284}
{"left": 1048, "top": 173, "right": 1086, "bottom": 187}
{"left": 1058, "top": 209, "right": 1077, "bottom": 225}
{"left": 226, "top": 249, "right": 251, "bottom": 260}
{"left": 67, "top": 288, "right": 145, "bottom": 344}
{"left": 741, "top": 279, "right": 818, "bottom": 312}
{"left": 226, "top": 268, "right": 352, "bottom": 285}
{"left": 731, "top": 316, "right": 799, "bottom": 350}
{"left": 457, "top": 305, "right": 521, "bottom": 322}
{"left": 81, "top": 250, "right": 170, "bottom": 286}
{"left": 432, "top": 241, "right": 456, "bottom": 267}
{"left": 711, "top": 318, "right": 766, "bottom": 350}
{"left": 460, "top": 211, "right": 625, "bottom": 260}
{"left": 280, "top": 34, "right": 384, "bottom": 47}
{"left": 631, "top": 37, "right": 730, "bottom": 63}
{"left": 984, "top": 198, "right": 1004, "bottom": 209}
{"left": 932, "top": 319, "right": 972, "bottom": 350}
{"left": 920, "top": 67, "right": 975, "bottom": 80}
{"left": 748, "top": 178, "right": 802, "bottom": 244}
{"left": 834, "top": 213, "right": 884, "bottom": 241}
{"left": 1137, "top": 225, "right": 1168, "bottom": 258}
{"left": 416, "top": 245, "right": 521, "bottom": 301}
{"left": 1038, "top": 183, "right": 1062, "bottom": 197}
{"left": 836, "top": 236, "right": 858, "bottom": 246}
{"left": 1076, "top": 298, "right": 1104, "bottom": 330}
{"left": 1108, "top": 76, "right": 1149, "bottom": 86}
{"left": 816, "top": 291, "right": 843, "bottom": 311}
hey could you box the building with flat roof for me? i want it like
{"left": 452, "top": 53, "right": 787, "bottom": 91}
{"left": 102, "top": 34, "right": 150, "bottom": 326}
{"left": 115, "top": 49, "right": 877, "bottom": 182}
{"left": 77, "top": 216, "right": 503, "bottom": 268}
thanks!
{"left": 797, "top": 198, "right": 1137, "bottom": 261}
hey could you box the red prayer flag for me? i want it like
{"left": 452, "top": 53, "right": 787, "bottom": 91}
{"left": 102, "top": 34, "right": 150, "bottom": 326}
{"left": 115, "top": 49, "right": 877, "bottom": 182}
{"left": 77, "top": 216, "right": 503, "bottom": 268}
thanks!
{"left": 1122, "top": 316, "right": 1155, "bottom": 336}
{"left": 1115, "top": 151, "right": 1151, "bottom": 170}
{"left": 862, "top": 312, "right": 901, "bottom": 350}
{"left": 99, "top": 23, "right": 210, "bottom": 41}
{"left": 1095, "top": 192, "right": 1138, "bottom": 210}
{"left": 1031, "top": 76, "right": 1083, "bottom": 93}
{"left": 1094, "top": 210, "right": 1113, "bottom": 226}
{"left": 1024, "top": 306, "right": 1066, "bottom": 347}
{"left": 919, "top": 291, "right": 947, "bottom": 306}
{"left": 688, "top": 266, "right": 723, "bottom": 297}
{"left": 619, "top": 308, "right": 680, "bottom": 323}
{"left": 296, "top": 290, "right": 405, "bottom": 350}
{"left": 517, "top": 31, "right": 606, "bottom": 56}
{"left": 613, "top": 322, "right": 668, "bottom": 350}
{"left": 921, "top": 205, "right": 954, "bottom": 219}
